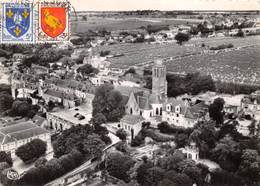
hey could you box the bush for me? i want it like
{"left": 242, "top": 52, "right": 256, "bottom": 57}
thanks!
{"left": 20, "top": 150, "right": 84, "bottom": 186}
{"left": 158, "top": 122, "right": 193, "bottom": 135}
{"left": 210, "top": 43, "right": 234, "bottom": 50}
{"left": 0, "top": 162, "right": 11, "bottom": 172}
{"left": 100, "top": 50, "right": 110, "bottom": 57}
{"left": 142, "top": 129, "right": 174, "bottom": 142}
{"left": 0, "top": 151, "right": 12, "bottom": 166}
{"left": 116, "top": 129, "right": 128, "bottom": 141}
{"left": 131, "top": 135, "right": 144, "bottom": 147}
{"left": 174, "top": 32, "right": 190, "bottom": 45}
{"left": 34, "top": 157, "right": 47, "bottom": 168}
{"left": 15, "top": 139, "right": 47, "bottom": 163}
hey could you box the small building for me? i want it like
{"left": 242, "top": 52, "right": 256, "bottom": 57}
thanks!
{"left": 119, "top": 115, "right": 145, "bottom": 141}
{"left": 241, "top": 92, "right": 260, "bottom": 118}
{"left": 162, "top": 99, "right": 208, "bottom": 128}
{"left": 0, "top": 122, "right": 51, "bottom": 156}
{"left": 180, "top": 142, "right": 199, "bottom": 161}
{"left": 46, "top": 104, "right": 93, "bottom": 131}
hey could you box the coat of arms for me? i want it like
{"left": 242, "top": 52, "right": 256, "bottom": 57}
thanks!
{"left": 41, "top": 7, "right": 66, "bottom": 38}
{"left": 37, "top": 2, "right": 70, "bottom": 42}
{"left": 1, "top": 3, "right": 34, "bottom": 43}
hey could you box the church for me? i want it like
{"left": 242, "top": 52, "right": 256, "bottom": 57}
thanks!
{"left": 125, "top": 59, "right": 168, "bottom": 121}
{"left": 121, "top": 59, "right": 208, "bottom": 129}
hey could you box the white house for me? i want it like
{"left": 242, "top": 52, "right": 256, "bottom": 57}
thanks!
{"left": 0, "top": 122, "right": 51, "bottom": 156}
{"left": 119, "top": 115, "right": 145, "bottom": 142}
{"left": 162, "top": 99, "right": 208, "bottom": 128}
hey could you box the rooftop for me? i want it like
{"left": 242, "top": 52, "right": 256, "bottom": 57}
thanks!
{"left": 49, "top": 104, "right": 93, "bottom": 125}
{"left": 0, "top": 122, "right": 49, "bottom": 145}
{"left": 121, "top": 115, "right": 145, "bottom": 125}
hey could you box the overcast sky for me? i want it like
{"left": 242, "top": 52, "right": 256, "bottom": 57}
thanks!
{"left": 70, "top": 0, "right": 260, "bottom": 11}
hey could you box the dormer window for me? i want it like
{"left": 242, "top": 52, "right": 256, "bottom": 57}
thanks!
{"left": 175, "top": 106, "right": 181, "bottom": 113}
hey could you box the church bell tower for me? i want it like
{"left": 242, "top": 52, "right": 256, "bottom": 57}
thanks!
{"left": 152, "top": 59, "right": 167, "bottom": 98}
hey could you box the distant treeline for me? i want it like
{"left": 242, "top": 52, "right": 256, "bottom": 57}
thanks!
{"left": 144, "top": 70, "right": 260, "bottom": 97}
{"left": 215, "top": 81, "right": 260, "bottom": 95}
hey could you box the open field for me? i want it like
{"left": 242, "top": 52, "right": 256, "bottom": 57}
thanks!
{"left": 72, "top": 17, "right": 204, "bottom": 32}
{"left": 94, "top": 35, "right": 260, "bottom": 85}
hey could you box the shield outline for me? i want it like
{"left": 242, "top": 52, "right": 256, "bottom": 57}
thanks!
{"left": 5, "top": 7, "right": 31, "bottom": 38}
{"left": 40, "top": 7, "right": 67, "bottom": 38}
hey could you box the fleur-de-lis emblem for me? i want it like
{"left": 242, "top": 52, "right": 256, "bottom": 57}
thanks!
{"left": 14, "top": 26, "right": 21, "bottom": 36}
{"left": 22, "top": 9, "right": 29, "bottom": 19}
{"left": 6, "top": 9, "right": 13, "bottom": 18}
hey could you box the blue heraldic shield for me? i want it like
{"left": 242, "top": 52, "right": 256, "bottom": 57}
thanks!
{"left": 6, "top": 7, "right": 30, "bottom": 38}
{"left": 1, "top": 3, "right": 34, "bottom": 43}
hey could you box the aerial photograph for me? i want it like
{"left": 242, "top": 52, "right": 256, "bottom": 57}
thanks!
{"left": 0, "top": 0, "right": 260, "bottom": 185}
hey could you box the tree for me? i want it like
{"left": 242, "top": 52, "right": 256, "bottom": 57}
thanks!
{"left": 237, "top": 149, "right": 260, "bottom": 183}
{"left": 92, "top": 84, "right": 125, "bottom": 122}
{"left": 0, "top": 92, "right": 13, "bottom": 113}
{"left": 77, "top": 64, "right": 99, "bottom": 76}
{"left": 209, "top": 97, "right": 225, "bottom": 126}
{"left": 82, "top": 15, "right": 87, "bottom": 21}
{"left": 82, "top": 134, "right": 106, "bottom": 159}
{"left": 106, "top": 152, "right": 135, "bottom": 183}
{"left": 175, "top": 133, "right": 189, "bottom": 148}
{"left": 91, "top": 113, "right": 107, "bottom": 126}
{"left": 211, "top": 136, "right": 241, "bottom": 172}
{"left": 116, "top": 129, "right": 128, "bottom": 141}
{"left": 52, "top": 125, "right": 107, "bottom": 158}
{"left": 162, "top": 172, "right": 193, "bottom": 186}
{"left": 0, "top": 162, "right": 11, "bottom": 172}
{"left": 174, "top": 32, "right": 190, "bottom": 45}
{"left": 136, "top": 161, "right": 154, "bottom": 185}
{"left": 158, "top": 151, "right": 185, "bottom": 171}
{"left": 189, "top": 121, "right": 217, "bottom": 158}
{"left": 236, "top": 29, "right": 244, "bottom": 37}
{"left": 0, "top": 151, "right": 12, "bottom": 166}
{"left": 142, "top": 167, "right": 165, "bottom": 186}
{"left": 34, "top": 157, "right": 47, "bottom": 168}
{"left": 177, "top": 159, "right": 205, "bottom": 185}
{"left": 15, "top": 139, "right": 47, "bottom": 163}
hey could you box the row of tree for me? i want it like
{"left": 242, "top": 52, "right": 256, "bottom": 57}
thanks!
{"left": 15, "top": 139, "right": 47, "bottom": 164}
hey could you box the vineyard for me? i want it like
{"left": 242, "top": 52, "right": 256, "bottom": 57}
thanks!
{"left": 96, "top": 35, "right": 260, "bottom": 85}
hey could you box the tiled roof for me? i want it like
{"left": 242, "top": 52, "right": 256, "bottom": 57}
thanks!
{"left": 121, "top": 115, "right": 145, "bottom": 125}
{"left": 115, "top": 86, "right": 148, "bottom": 97}
{"left": 137, "top": 96, "right": 152, "bottom": 110}
{"left": 44, "top": 89, "right": 76, "bottom": 101}
{"left": 0, "top": 122, "right": 49, "bottom": 145}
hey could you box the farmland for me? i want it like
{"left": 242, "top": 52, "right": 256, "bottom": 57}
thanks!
{"left": 95, "top": 35, "right": 260, "bottom": 85}
{"left": 72, "top": 17, "right": 203, "bottom": 33}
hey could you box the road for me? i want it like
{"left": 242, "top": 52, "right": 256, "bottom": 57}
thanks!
{"left": 45, "top": 132, "right": 120, "bottom": 186}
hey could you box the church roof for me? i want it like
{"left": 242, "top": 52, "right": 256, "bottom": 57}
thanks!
{"left": 121, "top": 115, "right": 145, "bottom": 125}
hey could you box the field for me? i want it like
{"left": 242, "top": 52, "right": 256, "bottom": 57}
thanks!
{"left": 72, "top": 17, "right": 203, "bottom": 33}
{"left": 94, "top": 35, "right": 260, "bottom": 85}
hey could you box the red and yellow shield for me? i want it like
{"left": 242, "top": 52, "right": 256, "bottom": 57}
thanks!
{"left": 41, "top": 7, "right": 66, "bottom": 38}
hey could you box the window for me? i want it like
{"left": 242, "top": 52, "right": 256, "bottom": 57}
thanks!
{"left": 140, "top": 111, "right": 143, "bottom": 116}
{"left": 176, "top": 114, "right": 179, "bottom": 117}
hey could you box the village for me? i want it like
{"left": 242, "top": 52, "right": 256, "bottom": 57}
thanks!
{"left": 0, "top": 10, "right": 259, "bottom": 186}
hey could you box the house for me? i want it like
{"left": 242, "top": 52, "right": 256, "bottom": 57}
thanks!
{"left": 179, "top": 142, "right": 199, "bottom": 161}
{"left": 46, "top": 103, "right": 93, "bottom": 131}
{"left": 119, "top": 115, "right": 145, "bottom": 141}
{"left": 83, "top": 56, "right": 110, "bottom": 71}
{"left": 0, "top": 122, "right": 51, "bottom": 156}
{"left": 162, "top": 99, "right": 208, "bottom": 128}
{"left": 241, "top": 91, "right": 260, "bottom": 118}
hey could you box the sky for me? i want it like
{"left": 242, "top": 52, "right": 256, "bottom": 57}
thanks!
{"left": 70, "top": 0, "right": 260, "bottom": 11}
